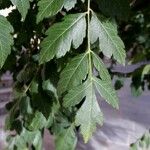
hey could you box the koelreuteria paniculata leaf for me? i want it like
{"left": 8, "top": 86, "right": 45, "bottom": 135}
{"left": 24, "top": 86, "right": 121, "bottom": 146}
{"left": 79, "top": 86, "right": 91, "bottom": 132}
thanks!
{"left": 0, "top": 15, "right": 13, "bottom": 69}
{"left": 0, "top": 0, "right": 129, "bottom": 149}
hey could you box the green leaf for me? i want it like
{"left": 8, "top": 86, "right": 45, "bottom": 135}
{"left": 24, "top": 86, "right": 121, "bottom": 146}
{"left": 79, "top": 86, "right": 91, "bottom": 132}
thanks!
{"left": 142, "top": 64, "right": 150, "bottom": 78}
{"left": 29, "top": 80, "right": 39, "bottom": 94}
{"left": 37, "top": 0, "right": 64, "bottom": 23}
{"left": 55, "top": 126, "right": 77, "bottom": 150}
{"left": 19, "top": 96, "right": 33, "bottom": 115}
{"left": 42, "top": 79, "right": 58, "bottom": 100}
{"left": 16, "top": 63, "right": 37, "bottom": 83}
{"left": 75, "top": 79, "right": 103, "bottom": 143}
{"left": 94, "top": 77, "right": 119, "bottom": 109}
{"left": 58, "top": 53, "right": 88, "bottom": 95}
{"left": 90, "top": 13, "right": 126, "bottom": 65}
{"left": 7, "top": 128, "right": 42, "bottom": 150}
{"left": 130, "top": 131, "right": 150, "bottom": 150}
{"left": 39, "top": 13, "right": 86, "bottom": 64}
{"left": 92, "top": 52, "right": 111, "bottom": 80}
{"left": 131, "top": 84, "right": 142, "bottom": 97}
{"left": 63, "top": 0, "right": 77, "bottom": 11}
{"left": 0, "top": 15, "right": 14, "bottom": 69}
{"left": 10, "top": 0, "right": 30, "bottom": 20}
{"left": 32, "top": 132, "right": 43, "bottom": 150}
{"left": 63, "top": 79, "right": 91, "bottom": 108}
{"left": 63, "top": 79, "right": 103, "bottom": 142}
{"left": 26, "top": 111, "right": 47, "bottom": 131}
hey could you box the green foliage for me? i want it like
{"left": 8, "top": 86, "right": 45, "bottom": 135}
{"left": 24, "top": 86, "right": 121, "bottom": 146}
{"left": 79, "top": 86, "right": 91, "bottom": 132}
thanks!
{"left": 64, "top": 0, "right": 77, "bottom": 11}
{"left": 74, "top": 78, "right": 104, "bottom": 143}
{"left": 0, "top": 0, "right": 131, "bottom": 149}
{"left": 39, "top": 13, "right": 86, "bottom": 63}
{"left": 58, "top": 53, "right": 88, "bottom": 95}
{"left": 0, "top": 15, "right": 13, "bottom": 69}
{"left": 90, "top": 13, "right": 126, "bottom": 65}
{"left": 55, "top": 125, "right": 77, "bottom": 150}
{"left": 130, "top": 130, "right": 150, "bottom": 150}
{"left": 37, "top": 0, "right": 64, "bottom": 23}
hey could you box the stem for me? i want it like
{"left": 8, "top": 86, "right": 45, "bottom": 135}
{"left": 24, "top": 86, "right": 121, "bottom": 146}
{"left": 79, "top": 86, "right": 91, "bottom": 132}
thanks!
{"left": 87, "top": 0, "right": 91, "bottom": 51}
{"left": 87, "top": 0, "right": 92, "bottom": 78}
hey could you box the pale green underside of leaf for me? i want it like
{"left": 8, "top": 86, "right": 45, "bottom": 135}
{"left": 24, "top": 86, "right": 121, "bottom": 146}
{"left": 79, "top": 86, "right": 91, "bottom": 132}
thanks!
{"left": 64, "top": 79, "right": 103, "bottom": 142}
{"left": 39, "top": 13, "right": 86, "bottom": 64}
{"left": 63, "top": 0, "right": 85, "bottom": 11}
{"left": 55, "top": 126, "right": 77, "bottom": 150}
{"left": 58, "top": 53, "right": 88, "bottom": 95}
{"left": 0, "top": 15, "right": 14, "bottom": 69}
{"left": 90, "top": 13, "right": 126, "bottom": 65}
{"left": 63, "top": 52, "right": 118, "bottom": 108}
{"left": 63, "top": 78, "right": 90, "bottom": 108}
{"left": 75, "top": 79, "right": 103, "bottom": 143}
{"left": 92, "top": 53, "right": 119, "bottom": 108}
{"left": 37, "top": 0, "right": 64, "bottom": 23}
{"left": 93, "top": 77, "right": 119, "bottom": 109}
{"left": 63, "top": 0, "right": 77, "bottom": 11}
{"left": 64, "top": 77, "right": 118, "bottom": 142}
{"left": 63, "top": 75, "right": 118, "bottom": 109}
{"left": 10, "top": 0, "right": 30, "bottom": 20}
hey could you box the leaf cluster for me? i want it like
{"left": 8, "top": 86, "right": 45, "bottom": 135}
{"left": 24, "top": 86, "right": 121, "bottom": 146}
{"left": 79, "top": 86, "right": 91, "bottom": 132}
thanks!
{"left": 0, "top": 0, "right": 130, "bottom": 149}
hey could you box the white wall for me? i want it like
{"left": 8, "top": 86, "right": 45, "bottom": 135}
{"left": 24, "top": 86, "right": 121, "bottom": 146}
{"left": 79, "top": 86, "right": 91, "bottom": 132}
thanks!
{"left": 0, "top": 6, "right": 15, "bottom": 16}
